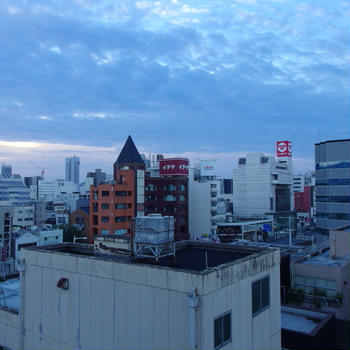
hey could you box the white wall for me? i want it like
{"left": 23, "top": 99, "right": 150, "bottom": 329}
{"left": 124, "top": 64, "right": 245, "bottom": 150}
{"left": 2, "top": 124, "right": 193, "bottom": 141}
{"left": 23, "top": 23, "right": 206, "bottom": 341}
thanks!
{"left": 0, "top": 308, "right": 19, "bottom": 349}
{"left": 233, "top": 153, "right": 293, "bottom": 218}
{"left": 16, "top": 245, "right": 280, "bottom": 350}
{"left": 13, "top": 206, "right": 34, "bottom": 227}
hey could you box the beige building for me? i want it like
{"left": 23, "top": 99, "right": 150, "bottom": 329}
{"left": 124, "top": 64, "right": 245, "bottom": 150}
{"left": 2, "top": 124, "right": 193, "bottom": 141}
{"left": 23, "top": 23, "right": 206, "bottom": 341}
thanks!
{"left": 291, "top": 226, "right": 350, "bottom": 320}
{"left": 0, "top": 241, "right": 281, "bottom": 350}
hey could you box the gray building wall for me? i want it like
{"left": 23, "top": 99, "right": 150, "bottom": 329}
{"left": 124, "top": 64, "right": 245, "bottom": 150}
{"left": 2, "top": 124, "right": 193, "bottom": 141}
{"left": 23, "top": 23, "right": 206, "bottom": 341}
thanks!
{"left": 0, "top": 245, "right": 281, "bottom": 350}
{"left": 65, "top": 156, "right": 80, "bottom": 185}
{"left": 315, "top": 139, "right": 350, "bottom": 233}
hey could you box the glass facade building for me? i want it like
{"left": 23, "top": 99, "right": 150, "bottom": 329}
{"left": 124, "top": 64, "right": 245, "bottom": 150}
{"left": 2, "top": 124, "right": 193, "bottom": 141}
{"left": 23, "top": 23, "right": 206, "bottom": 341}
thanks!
{"left": 315, "top": 139, "right": 350, "bottom": 234}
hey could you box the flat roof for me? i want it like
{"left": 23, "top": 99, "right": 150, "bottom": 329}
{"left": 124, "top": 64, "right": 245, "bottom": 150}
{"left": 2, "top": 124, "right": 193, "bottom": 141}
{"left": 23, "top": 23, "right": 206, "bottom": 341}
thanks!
{"left": 300, "top": 249, "right": 347, "bottom": 267}
{"left": 217, "top": 219, "right": 272, "bottom": 227}
{"left": 26, "top": 241, "right": 274, "bottom": 274}
{"left": 281, "top": 306, "right": 329, "bottom": 333}
{"left": 315, "top": 138, "right": 350, "bottom": 145}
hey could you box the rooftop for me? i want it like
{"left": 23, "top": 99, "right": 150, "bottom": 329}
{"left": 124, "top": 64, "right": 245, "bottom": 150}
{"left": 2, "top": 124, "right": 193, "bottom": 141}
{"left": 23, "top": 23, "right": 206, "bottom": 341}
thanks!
{"left": 299, "top": 248, "right": 348, "bottom": 267}
{"left": 26, "top": 241, "right": 273, "bottom": 274}
{"left": 281, "top": 306, "right": 332, "bottom": 334}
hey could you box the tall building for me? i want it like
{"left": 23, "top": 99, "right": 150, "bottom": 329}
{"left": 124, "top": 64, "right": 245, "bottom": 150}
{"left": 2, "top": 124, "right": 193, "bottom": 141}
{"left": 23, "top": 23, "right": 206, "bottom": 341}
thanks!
{"left": 89, "top": 136, "right": 145, "bottom": 241}
{"left": 86, "top": 168, "right": 106, "bottom": 186}
{"left": 145, "top": 157, "right": 189, "bottom": 241}
{"left": 233, "top": 152, "right": 293, "bottom": 219}
{"left": 65, "top": 155, "right": 80, "bottom": 185}
{"left": 315, "top": 139, "right": 350, "bottom": 234}
{"left": 189, "top": 160, "right": 220, "bottom": 238}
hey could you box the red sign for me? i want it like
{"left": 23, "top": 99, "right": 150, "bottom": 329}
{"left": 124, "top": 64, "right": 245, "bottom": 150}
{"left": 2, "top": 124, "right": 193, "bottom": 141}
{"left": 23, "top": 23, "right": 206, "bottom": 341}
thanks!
{"left": 159, "top": 158, "right": 189, "bottom": 176}
{"left": 276, "top": 141, "right": 292, "bottom": 157}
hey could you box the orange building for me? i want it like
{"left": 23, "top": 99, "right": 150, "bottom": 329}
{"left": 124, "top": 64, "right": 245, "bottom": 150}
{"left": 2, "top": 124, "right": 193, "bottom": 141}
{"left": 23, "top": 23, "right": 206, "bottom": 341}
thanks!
{"left": 89, "top": 136, "right": 145, "bottom": 242}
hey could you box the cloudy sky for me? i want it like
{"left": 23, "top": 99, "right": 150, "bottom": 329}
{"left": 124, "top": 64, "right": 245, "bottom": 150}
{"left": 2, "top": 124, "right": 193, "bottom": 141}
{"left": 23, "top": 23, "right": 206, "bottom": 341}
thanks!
{"left": 0, "top": 0, "right": 349, "bottom": 179}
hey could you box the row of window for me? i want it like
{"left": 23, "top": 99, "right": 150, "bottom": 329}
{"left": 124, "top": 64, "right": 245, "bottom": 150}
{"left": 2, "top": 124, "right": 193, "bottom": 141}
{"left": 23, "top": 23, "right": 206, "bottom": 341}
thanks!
{"left": 146, "top": 206, "right": 187, "bottom": 213}
{"left": 294, "top": 276, "right": 337, "bottom": 297}
{"left": 101, "top": 216, "right": 130, "bottom": 223}
{"left": 316, "top": 195, "right": 350, "bottom": 203}
{"left": 316, "top": 160, "right": 350, "bottom": 170}
{"left": 100, "top": 190, "right": 132, "bottom": 197}
{"left": 146, "top": 184, "right": 186, "bottom": 191}
{"left": 316, "top": 212, "right": 350, "bottom": 220}
{"left": 214, "top": 276, "right": 270, "bottom": 349}
{"left": 316, "top": 178, "right": 350, "bottom": 186}
{"left": 147, "top": 194, "right": 186, "bottom": 202}
{"left": 101, "top": 203, "right": 132, "bottom": 210}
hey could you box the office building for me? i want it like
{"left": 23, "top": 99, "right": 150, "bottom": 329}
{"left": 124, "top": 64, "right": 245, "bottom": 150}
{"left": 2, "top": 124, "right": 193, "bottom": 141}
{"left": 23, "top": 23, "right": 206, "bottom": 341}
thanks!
{"left": 291, "top": 225, "right": 350, "bottom": 321}
{"left": 145, "top": 157, "right": 189, "bottom": 241}
{"left": 233, "top": 152, "right": 293, "bottom": 219}
{"left": 65, "top": 155, "right": 80, "bottom": 185}
{"left": 89, "top": 136, "right": 145, "bottom": 241}
{"left": 86, "top": 168, "right": 106, "bottom": 186}
{"left": 189, "top": 160, "right": 220, "bottom": 239}
{"left": 315, "top": 139, "right": 350, "bottom": 234}
{"left": 0, "top": 240, "right": 281, "bottom": 349}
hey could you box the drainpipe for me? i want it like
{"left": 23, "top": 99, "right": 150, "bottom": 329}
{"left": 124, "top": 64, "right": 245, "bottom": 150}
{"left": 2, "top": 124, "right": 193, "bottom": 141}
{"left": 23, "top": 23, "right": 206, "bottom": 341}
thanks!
{"left": 187, "top": 287, "right": 199, "bottom": 349}
{"left": 18, "top": 259, "right": 26, "bottom": 350}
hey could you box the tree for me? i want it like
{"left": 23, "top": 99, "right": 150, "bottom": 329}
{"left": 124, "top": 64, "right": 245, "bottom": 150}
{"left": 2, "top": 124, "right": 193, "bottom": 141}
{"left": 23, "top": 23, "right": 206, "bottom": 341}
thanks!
{"left": 63, "top": 225, "right": 82, "bottom": 242}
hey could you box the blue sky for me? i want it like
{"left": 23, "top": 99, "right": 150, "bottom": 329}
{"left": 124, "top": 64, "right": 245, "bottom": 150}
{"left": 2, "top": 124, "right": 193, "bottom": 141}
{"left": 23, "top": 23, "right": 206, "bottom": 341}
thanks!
{"left": 0, "top": 0, "right": 349, "bottom": 179}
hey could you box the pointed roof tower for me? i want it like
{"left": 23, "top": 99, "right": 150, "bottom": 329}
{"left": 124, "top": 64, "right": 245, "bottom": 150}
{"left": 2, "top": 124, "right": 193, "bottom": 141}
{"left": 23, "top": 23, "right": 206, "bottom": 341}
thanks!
{"left": 115, "top": 135, "right": 144, "bottom": 166}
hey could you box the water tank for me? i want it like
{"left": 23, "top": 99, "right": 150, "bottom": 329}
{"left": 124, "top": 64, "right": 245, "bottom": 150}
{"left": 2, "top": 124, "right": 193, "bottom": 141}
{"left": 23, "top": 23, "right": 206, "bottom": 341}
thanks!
{"left": 134, "top": 214, "right": 174, "bottom": 244}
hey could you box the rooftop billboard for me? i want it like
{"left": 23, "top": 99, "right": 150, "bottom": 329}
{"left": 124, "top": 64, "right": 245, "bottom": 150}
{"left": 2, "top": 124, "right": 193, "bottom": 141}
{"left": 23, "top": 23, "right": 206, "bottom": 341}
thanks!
{"left": 159, "top": 158, "right": 189, "bottom": 176}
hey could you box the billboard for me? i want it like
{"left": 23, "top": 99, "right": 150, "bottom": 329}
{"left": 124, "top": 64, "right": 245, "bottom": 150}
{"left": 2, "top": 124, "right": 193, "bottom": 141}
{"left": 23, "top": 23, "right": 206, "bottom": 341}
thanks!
{"left": 276, "top": 141, "right": 292, "bottom": 157}
{"left": 200, "top": 160, "right": 216, "bottom": 176}
{"left": 159, "top": 158, "right": 189, "bottom": 176}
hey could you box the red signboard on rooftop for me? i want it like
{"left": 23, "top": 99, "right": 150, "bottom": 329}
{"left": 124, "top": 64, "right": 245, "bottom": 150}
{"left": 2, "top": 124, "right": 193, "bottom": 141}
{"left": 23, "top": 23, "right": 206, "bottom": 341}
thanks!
{"left": 159, "top": 158, "right": 189, "bottom": 176}
{"left": 276, "top": 141, "right": 292, "bottom": 157}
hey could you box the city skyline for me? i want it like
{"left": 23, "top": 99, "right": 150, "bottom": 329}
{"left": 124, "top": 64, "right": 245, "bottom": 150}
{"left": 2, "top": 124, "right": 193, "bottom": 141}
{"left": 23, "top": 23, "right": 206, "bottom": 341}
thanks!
{"left": 0, "top": 0, "right": 349, "bottom": 178}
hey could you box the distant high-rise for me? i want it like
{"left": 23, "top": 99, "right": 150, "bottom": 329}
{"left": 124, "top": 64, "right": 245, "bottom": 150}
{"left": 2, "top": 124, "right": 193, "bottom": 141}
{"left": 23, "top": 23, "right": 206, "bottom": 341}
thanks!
{"left": 1, "top": 164, "right": 12, "bottom": 178}
{"left": 65, "top": 156, "right": 80, "bottom": 185}
{"left": 315, "top": 139, "right": 350, "bottom": 234}
{"left": 86, "top": 168, "right": 106, "bottom": 186}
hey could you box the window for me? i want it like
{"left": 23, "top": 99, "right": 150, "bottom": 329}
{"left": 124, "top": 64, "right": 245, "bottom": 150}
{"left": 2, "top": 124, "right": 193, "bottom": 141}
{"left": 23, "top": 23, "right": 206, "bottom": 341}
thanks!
{"left": 252, "top": 276, "right": 270, "bottom": 315}
{"left": 115, "top": 216, "right": 127, "bottom": 223}
{"left": 179, "top": 184, "right": 186, "bottom": 191}
{"left": 115, "top": 191, "right": 127, "bottom": 197}
{"left": 101, "top": 203, "right": 110, "bottom": 210}
{"left": 115, "top": 203, "right": 127, "bottom": 209}
{"left": 179, "top": 195, "right": 186, "bottom": 202}
{"left": 101, "top": 191, "right": 110, "bottom": 197}
{"left": 164, "top": 194, "right": 176, "bottom": 202}
{"left": 147, "top": 184, "right": 156, "bottom": 191}
{"left": 214, "top": 311, "right": 231, "bottom": 349}
{"left": 101, "top": 216, "right": 109, "bottom": 223}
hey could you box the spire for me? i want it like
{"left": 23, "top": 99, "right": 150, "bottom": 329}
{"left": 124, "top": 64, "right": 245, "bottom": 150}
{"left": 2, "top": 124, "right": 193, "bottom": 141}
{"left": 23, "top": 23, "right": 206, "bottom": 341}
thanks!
{"left": 115, "top": 135, "right": 144, "bottom": 165}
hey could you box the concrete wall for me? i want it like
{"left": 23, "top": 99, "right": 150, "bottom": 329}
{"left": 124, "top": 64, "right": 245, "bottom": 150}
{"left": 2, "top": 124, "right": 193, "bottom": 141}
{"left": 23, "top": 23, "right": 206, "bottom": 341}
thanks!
{"left": 292, "top": 259, "right": 350, "bottom": 320}
{"left": 18, "top": 246, "right": 280, "bottom": 350}
{"left": 0, "top": 308, "right": 19, "bottom": 349}
{"left": 189, "top": 181, "right": 211, "bottom": 238}
{"left": 233, "top": 153, "right": 293, "bottom": 218}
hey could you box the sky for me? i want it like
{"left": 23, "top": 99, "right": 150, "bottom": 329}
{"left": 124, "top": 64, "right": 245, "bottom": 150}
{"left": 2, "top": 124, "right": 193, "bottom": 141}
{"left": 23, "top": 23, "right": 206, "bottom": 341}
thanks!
{"left": 0, "top": 0, "right": 349, "bottom": 179}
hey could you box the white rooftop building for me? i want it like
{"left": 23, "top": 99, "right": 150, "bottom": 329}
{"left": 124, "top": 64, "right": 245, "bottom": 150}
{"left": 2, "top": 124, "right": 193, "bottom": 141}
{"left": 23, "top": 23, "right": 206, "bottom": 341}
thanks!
{"left": 233, "top": 153, "right": 293, "bottom": 219}
{"left": 0, "top": 241, "right": 281, "bottom": 350}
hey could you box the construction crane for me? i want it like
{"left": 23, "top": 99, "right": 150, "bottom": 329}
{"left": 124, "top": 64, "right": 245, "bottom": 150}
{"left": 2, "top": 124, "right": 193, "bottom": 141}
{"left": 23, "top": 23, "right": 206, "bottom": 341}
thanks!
{"left": 28, "top": 160, "right": 45, "bottom": 177}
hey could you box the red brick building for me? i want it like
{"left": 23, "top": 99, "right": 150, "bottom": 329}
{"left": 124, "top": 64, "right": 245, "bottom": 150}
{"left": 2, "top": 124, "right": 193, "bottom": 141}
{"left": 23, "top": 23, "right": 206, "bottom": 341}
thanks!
{"left": 89, "top": 136, "right": 145, "bottom": 242}
{"left": 145, "top": 176, "right": 189, "bottom": 241}
{"left": 294, "top": 186, "right": 312, "bottom": 213}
